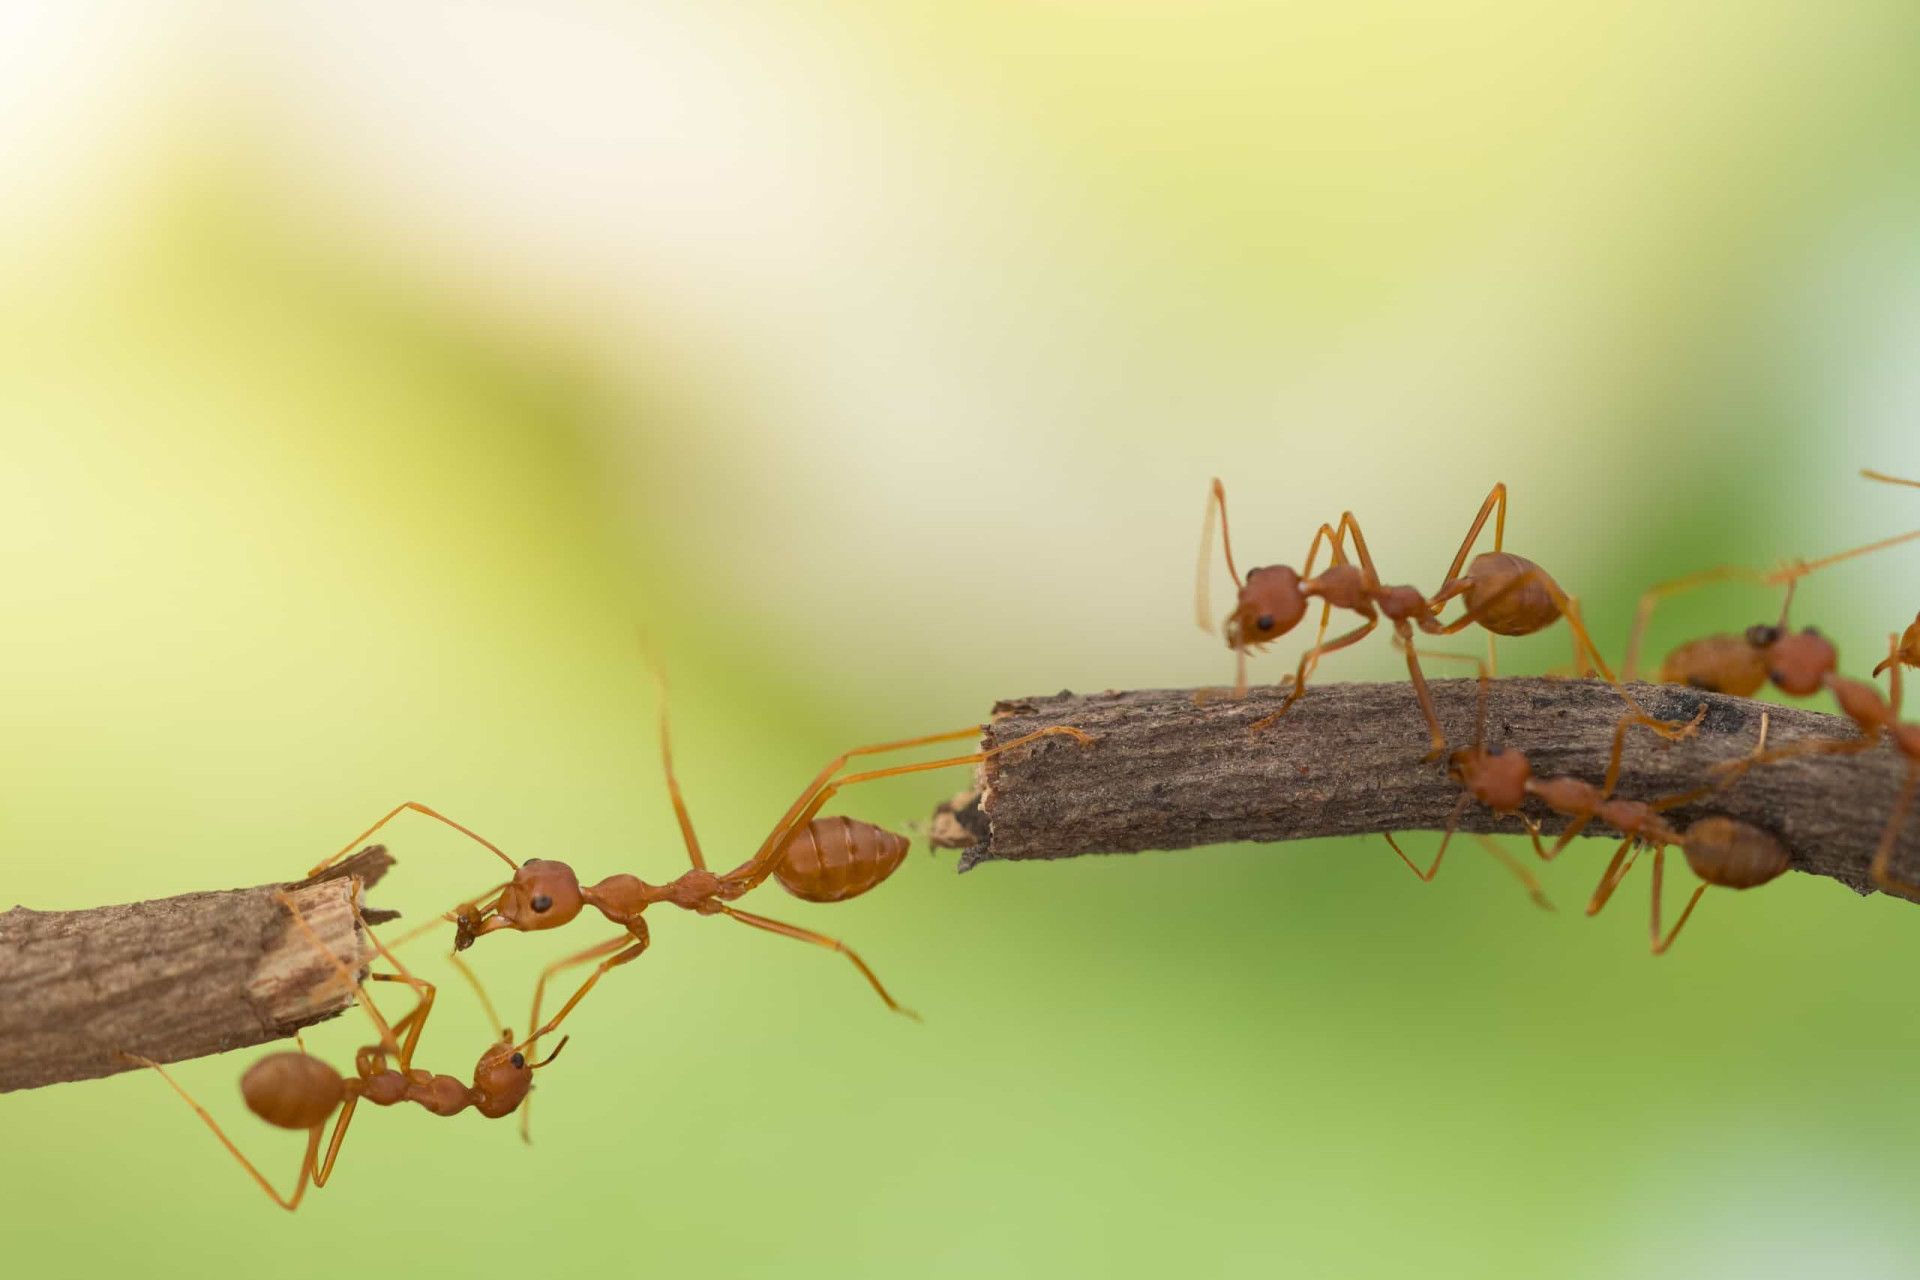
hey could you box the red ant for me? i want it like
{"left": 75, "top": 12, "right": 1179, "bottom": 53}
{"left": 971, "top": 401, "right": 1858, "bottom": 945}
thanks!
{"left": 1197, "top": 479, "right": 1691, "bottom": 757}
{"left": 303, "top": 673, "right": 1091, "bottom": 1137}
{"left": 1711, "top": 632, "right": 1920, "bottom": 901}
{"left": 1400, "top": 663, "right": 1785, "bottom": 952}
{"left": 1624, "top": 472, "right": 1920, "bottom": 696}
{"left": 122, "top": 889, "right": 568, "bottom": 1210}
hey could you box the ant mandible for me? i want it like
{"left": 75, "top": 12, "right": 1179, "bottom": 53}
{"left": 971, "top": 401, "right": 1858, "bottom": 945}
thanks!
{"left": 122, "top": 889, "right": 568, "bottom": 1210}
{"left": 1197, "top": 479, "right": 1692, "bottom": 755}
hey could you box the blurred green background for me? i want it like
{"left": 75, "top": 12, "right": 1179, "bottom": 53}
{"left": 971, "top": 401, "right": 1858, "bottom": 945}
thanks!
{"left": 4, "top": 3, "right": 1920, "bottom": 1277}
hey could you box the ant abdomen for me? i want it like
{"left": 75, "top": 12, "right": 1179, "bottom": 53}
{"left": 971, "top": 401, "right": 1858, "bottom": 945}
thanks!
{"left": 1456, "top": 552, "right": 1559, "bottom": 635}
{"left": 775, "top": 816, "right": 912, "bottom": 904}
{"left": 241, "top": 1053, "right": 345, "bottom": 1130}
{"left": 1658, "top": 635, "right": 1770, "bottom": 696}
{"left": 1680, "top": 817, "right": 1790, "bottom": 890}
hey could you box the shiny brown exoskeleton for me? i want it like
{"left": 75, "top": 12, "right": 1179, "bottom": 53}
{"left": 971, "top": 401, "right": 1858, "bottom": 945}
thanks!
{"left": 1198, "top": 479, "right": 1693, "bottom": 758}
{"left": 304, "top": 671, "right": 1092, "bottom": 1138}
{"left": 124, "top": 891, "right": 568, "bottom": 1210}
{"left": 1387, "top": 665, "right": 1785, "bottom": 953}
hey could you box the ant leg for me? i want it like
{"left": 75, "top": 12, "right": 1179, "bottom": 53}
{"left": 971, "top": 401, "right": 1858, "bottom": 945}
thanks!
{"left": 1526, "top": 814, "right": 1595, "bottom": 864}
{"left": 1439, "top": 483, "right": 1507, "bottom": 587}
{"left": 524, "top": 928, "right": 650, "bottom": 1052}
{"left": 515, "top": 927, "right": 648, "bottom": 1144}
{"left": 640, "top": 650, "right": 709, "bottom": 871}
{"left": 717, "top": 905, "right": 919, "bottom": 1020}
{"left": 121, "top": 1053, "right": 324, "bottom": 1211}
{"left": 1471, "top": 834, "right": 1555, "bottom": 911}
{"left": 311, "top": 1097, "right": 362, "bottom": 1188}
{"left": 271, "top": 891, "right": 403, "bottom": 1059}
{"left": 1648, "top": 847, "right": 1708, "bottom": 955}
{"left": 720, "top": 726, "right": 1093, "bottom": 892}
{"left": 1196, "top": 478, "right": 1243, "bottom": 634}
{"left": 1584, "top": 837, "right": 1641, "bottom": 917}
{"left": 305, "top": 802, "right": 519, "bottom": 879}
{"left": 1398, "top": 631, "right": 1447, "bottom": 760}
{"left": 361, "top": 973, "right": 436, "bottom": 1071}
{"left": 446, "top": 952, "right": 507, "bottom": 1038}
{"left": 1381, "top": 795, "right": 1469, "bottom": 882}
{"left": 1868, "top": 760, "right": 1920, "bottom": 902}
{"left": 1290, "top": 601, "right": 1336, "bottom": 686}
{"left": 1301, "top": 516, "right": 1355, "bottom": 577}
{"left": 1249, "top": 618, "right": 1379, "bottom": 734}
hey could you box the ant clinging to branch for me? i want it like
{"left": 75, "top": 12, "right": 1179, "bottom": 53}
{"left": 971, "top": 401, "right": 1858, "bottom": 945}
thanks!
{"left": 1197, "top": 479, "right": 1695, "bottom": 758}
{"left": 123, "top": 887, "right": 569, "bottom": 1210}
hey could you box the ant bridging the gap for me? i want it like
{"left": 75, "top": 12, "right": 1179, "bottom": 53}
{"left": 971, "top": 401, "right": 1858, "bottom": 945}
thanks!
{"left": 1196, "top": 478, "right": 1694, "bottom": 758}
{"left": 121, "top": 885, "right": 568, "bottom": 1210}
{"left": 1390, "top": 660, "right": 1788, "bottom": 953}
{"left": 302, "top": 661, "right": 1093, "bottom": 1138}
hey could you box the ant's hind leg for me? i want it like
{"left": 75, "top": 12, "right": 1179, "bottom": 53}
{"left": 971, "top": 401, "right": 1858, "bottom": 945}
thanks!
{"left": 1584, "top": 837, "right": 1641, "bottom": 918}
{"left": 718, "top": 905, "right": 919, "bottom": 1020}
{"left": 1648, "top": 848, "right": 1708, "bottom": 956}
{"left": 120, "top": 1053, "right": 324, "bottom": 1211}
{"left": 1440, "top": 483, "right": 1508, "bottom": 586}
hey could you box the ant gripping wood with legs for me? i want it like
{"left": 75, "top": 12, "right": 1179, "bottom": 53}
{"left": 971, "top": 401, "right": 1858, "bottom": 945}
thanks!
{"left": 303, "top": 670, "right": 1091, "bottom": 1137}
{"left": 1395, "top": 663, "right": 1786, "bottom": 953}
{"left": 1196, "top": 479, "right": 1693, "bottom": 757}
{"left": 122, "top": 889, "right": 568, "bottom": 1210}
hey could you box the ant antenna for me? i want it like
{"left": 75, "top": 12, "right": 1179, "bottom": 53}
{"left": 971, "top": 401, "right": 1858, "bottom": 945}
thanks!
{"left": 530, "top": 1037, "right": 572, "bottom": 1069}
{"left": 1196, "top": 477, "right": 1242, "bottom": 634}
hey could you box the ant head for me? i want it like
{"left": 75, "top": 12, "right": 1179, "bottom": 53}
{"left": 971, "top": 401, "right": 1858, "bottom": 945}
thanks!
{"left": 240, "top": 1051, "right": 346, "bottom": 1130}
{"left": 1762, "top": 628, "right": 1837, "bottom": 699}
{"left": 465, "top": 859, "right": 585, "bottom": 945}
{"left": 1451, "top": 745, "right": 1529, "bottom": 811}
{"left": 1224, "top": 566, "right": 1307, "bottom": 650}
{"left": 471, "top": 1032, "right": 571, "bottom": 1119}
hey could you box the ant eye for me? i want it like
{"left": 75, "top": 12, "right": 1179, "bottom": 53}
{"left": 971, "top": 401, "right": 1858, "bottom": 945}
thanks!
{"left": 1256, "top": 615, "right": 1275, "bottom": 631}
{"left": 531, "top": 895, "right": 553, "bottom": 913}
{"left": 510, "top": 1052, "right": 526, "bottom": 1070}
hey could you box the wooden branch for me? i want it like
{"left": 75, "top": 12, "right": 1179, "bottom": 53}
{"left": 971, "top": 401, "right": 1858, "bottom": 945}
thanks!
{"left": 931, "top": 680, "right": 1920, "bottom": 901}
{"left": 0, "top": 847, "right": 398, "bottom": 1093}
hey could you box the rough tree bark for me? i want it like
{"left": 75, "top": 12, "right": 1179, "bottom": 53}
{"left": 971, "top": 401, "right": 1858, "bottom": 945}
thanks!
{"left": 0, "top": 847, "right": 397, "bottom": 1093}
{"left": 930, "top": 679, "right": 1919, "bottom": 901}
